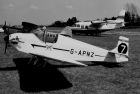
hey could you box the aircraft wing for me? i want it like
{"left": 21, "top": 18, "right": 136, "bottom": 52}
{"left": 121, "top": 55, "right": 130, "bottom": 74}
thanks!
{"left": 30, "top": 51, "right": 87, "bottom": 66}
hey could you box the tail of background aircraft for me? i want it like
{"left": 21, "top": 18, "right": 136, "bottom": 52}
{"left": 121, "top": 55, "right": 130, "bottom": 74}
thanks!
{"left": 60, "top": 26, "right": 72, "bottom": 37}
{"left": 105, "top": 36, "right": 129, "bottom": 63}
{"left": 115, "top": 9, "right": 126, "bottom": 27}
{"left": 118, "top": 9, "right": 126, "bottom": 18}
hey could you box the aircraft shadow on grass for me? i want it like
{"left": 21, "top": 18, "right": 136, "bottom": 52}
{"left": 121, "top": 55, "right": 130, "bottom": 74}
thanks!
{"left": 0, "top": 58, "right": 73, "bottom": 92}
{"left": 0, "top": 57, "right": 122, "bottom": 92}
{"left": 13, "top": 58, "right": 72, "bottom": 92}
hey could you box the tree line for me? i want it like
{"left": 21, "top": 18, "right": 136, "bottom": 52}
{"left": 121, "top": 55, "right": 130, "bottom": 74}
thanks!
{"left": 124, "top": 11, "right": 140, "bottom": 27}
{"left": 47, "top": 17, "right": 79, "bottom": 27}
{"left": 48, "top": 11, "right": 140, "bottom": 27}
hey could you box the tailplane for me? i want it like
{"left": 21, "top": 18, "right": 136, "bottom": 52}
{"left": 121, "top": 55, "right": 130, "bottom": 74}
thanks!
{"left": 108, "top": 36, "right": 129, "bottom": 62}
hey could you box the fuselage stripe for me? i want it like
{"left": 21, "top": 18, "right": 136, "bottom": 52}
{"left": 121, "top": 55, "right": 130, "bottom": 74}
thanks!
{"left": 31, "top": 44, "right": 70, "bottom": 52}
{"left": 53, "top": 47, "right": 70, "bottom": 52}
{"left": 31, "top": 44, "right": 46, "bottom": 48}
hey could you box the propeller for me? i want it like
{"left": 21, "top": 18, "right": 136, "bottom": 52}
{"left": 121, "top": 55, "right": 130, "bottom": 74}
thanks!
{"left": 2, "top": 21, "right": 7, "bottom": 33}
{"left": 4, "top": 35, "right": 9, "bottom": 54}
{"left": 2, "top": 21, "right": 10, "bottom": 54}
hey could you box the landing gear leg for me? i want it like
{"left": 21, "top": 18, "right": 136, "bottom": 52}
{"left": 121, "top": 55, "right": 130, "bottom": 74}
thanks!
{"left": 28, "top": 56, "right": 46, "bottom": 68}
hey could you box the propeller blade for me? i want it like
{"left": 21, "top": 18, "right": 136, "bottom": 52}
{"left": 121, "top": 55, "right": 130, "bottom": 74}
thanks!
{"left": 7, "top": 24, "right": 10, "bottom": 35}
{"left": 4, "top": 35, "right": 9, "bottom": 54}
{"left": 4, "top": 41, "right": 8, "bottom": 54}
{"left": 2, "top": 21, "right": 7, "bottom": 34}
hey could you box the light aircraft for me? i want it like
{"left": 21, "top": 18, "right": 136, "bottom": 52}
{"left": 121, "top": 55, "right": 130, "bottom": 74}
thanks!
{"left": 7, "top": 30, "right": 129, "bottom": 66}
{"left": 71, "top": 9, "right": 126, "bottom": 35}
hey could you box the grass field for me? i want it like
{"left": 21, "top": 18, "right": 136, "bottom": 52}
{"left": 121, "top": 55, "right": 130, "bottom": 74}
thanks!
{"left": 0, "top": 28, "right": 140, "bottom": 94}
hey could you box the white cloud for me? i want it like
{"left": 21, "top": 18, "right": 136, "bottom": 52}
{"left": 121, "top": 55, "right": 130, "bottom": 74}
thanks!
{"left": 4, "top": 3, "right": 15, "bottom": 9}
{"left": 66, "top": 5, "right": 73, "bottom": 9}
{"left": 8, "top": 3, "right": 14, "bottom": 8}
{"left": 30, "top": 4, "right": 39, "bottom": 10}
{"left": 2, "top": 3, "right": 15, "bottom": 10}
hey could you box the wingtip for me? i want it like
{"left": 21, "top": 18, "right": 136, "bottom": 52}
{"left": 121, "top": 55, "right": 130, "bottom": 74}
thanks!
{"left": 80, "top": 63, "right": 88, "bottom": 66}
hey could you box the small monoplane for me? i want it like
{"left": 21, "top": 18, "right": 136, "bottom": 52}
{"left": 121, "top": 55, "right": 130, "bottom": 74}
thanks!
{"left": 8, "top": 31, "right": 129, "bottom": 66}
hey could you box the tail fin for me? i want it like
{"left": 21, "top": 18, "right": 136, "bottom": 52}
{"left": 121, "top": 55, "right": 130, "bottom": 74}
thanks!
{"left": 109, "top": 36, "right": 129, "bottom": 62}
{"left": 115, "top": 9, "right": 126, "bottom": 27}
{"left": 60, "top": 26, "right": 72, "bottom": 37}
{"left": 118, "top": 9, "right": 126, "bottom": 17}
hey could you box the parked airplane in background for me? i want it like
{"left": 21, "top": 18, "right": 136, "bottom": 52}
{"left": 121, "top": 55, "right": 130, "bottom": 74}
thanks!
{"left": 7, "top": 30, "right": 129, "bottom": 66}
{"left": 0, "top": 28, "right": 4, "bottom": 33}
{"left": 71, "top": 9, "right": 126, "bottom": 35}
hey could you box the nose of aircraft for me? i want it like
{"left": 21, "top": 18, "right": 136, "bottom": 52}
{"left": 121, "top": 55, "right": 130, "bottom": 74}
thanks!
{"left": 9, "top": 34, "right": 19, "bottom": 44}
{"left": 9, "top": 34, "right": 14, "bottom": 40}
{"left": 4, "top": 35, "right": 9, "bottom": 42}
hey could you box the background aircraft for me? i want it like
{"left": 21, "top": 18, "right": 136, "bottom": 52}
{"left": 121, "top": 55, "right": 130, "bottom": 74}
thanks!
{"left": 0, "top": 28, "right": 4, "bottom": 33}
{"left": 71, "top": 10, "right": 126, "bottom": 35}
{"left": 8, "top": 31, "right": 129, "bottom": 66}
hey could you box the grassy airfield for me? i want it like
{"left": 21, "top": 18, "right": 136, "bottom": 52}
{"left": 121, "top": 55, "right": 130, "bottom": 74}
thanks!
{"left": 0, "top": 28, "right": 140, "bottom": 94}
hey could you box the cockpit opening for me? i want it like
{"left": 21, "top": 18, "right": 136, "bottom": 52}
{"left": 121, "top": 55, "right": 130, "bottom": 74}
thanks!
{"left": 32, "top": 28, "right": 58, "bottom": 43}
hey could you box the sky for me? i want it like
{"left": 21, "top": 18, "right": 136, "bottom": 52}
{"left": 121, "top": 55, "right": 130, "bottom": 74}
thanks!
{"left": 0, "top": 0, "right": 140, "bottom": 25}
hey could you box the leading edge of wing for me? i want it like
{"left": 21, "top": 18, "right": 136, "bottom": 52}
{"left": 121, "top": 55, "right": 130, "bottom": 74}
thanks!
{"left": 30, "top": 53, "right": 87, "bottom": 66}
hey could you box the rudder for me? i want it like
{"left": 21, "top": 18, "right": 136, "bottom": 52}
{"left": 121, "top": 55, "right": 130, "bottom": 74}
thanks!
{"left": 109, "top": 36, "right": 129, "bottom": 62}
